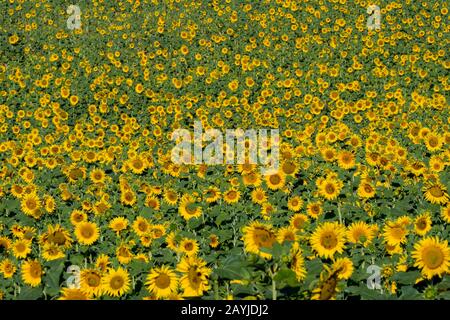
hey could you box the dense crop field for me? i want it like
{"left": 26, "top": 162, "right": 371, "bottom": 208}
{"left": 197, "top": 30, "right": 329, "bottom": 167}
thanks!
{"left": 0, "top": 0, "right": 449, "bottom": 300}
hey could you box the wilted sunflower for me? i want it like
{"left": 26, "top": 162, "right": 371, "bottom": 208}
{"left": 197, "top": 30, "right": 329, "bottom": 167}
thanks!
{"left": 412, "top": 237, "right": 450, "bottom": 279}
{"left": 242, "top": 221, "right": 277, "bottom": 259}
{"left": 177, "top": 256, "right": 211, "bottom": 297}
{"left": 102, "top": 267, "right": 131, "bottom": 297}
{"left": 145, "top": 265, "right": 178, "bottom": 298}
{"left": 75, "top": 221, "right": 100, "bottom": 245}
{"left": 310, "top": 222, "right": 346, "bottom": 259}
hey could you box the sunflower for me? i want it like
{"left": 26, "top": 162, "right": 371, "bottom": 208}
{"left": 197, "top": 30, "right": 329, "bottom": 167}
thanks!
{"left": 311, "top": 268, "right": 340, "bottom": 300}
{"left": 290, "top": 244, "right": 307, "bottom": 281}
{"left": 290, "top": 213, "right": 309, "bottom": 231}
{"left": 39, "top": 224, "right": 73, "bottom": 248}
{"left": 441, "top": 204, "right": 450, "bottom": 223}
{"left": 412, "top": 237, "right": 450, "bottom": 279}
{"left": 306, "top": 201, "right": 323, "bottom": 219}
{"left": 337, "top": 150, "right": 355, "bottom": 169}
{"left": 281, "top": 160, "right": 299, "bottom": 176}
{"left": 149, "top": 224, "right": 166, "bottom": 239}
{"left": 80, "top": 269, "right": 103, "bottom": 297}
{"left": 132, "top": 216, "right": 150, "bottom": 236}
{"left": 310, "top": 222, "right": 346, "bottom": 259}
{"left": 42, "top": 244, "right": 65, "bottom": 261}
{"left": 20, "top": 193, "right": 40, "bottom": 216}
{"left": 12, "top": 239, "right": 32, "bottom": 259}
{"left": 21, "top": 260, "right": 43, "bottom": 287}
{"left": 116, "top": 244, "right": 133, "bottom": 264}
{"left": 202, "top": 186, "right": 221, "bottom": 203}
{"left": 89, "top": 168, "right": 106, "bottom": 184}
{"left": 75, "top": 221, "right": 100, "bottom": 245}
{"left": 120, "top": 189, "right": 137, "bottom": 206}
{"left": 424, "top": 133, "right": 443, "bottom": 152}
{"left": 251, "top": 188, "right": 267, "bottom": 204}
{"left": 242, "top": 221, "right": 276, "bottom": 259}
{"left": 102, "top": 267, "right": 131, "bottom": 297}
{"left": 223, "top": 188, "right": 241, "bottom": 204}
{"left": 332, "top": 257, "right": 354, "bottom": 280}
{"left": 346, "top": 221, "right": 375, "bottom": 247}
{"left": 179, "top": 239, "right": 199, "bottom": 256}
{"left": 357, "top": 180, "right": 376, "bottom": 198}
{"left": 265, "top": 171, "right": 286, "bottom": 190}
{"left": 179, "top": 195, "right": 202, "bottom": 220}
{"left": 317, "top": 177, "right": 343, "bottom": 200}
{"left": 414, "top": 211, "right": 432, "bottom": 236}
{"left": 177, "top": 256, "right": 211, "bottom": 297}
{"left": 276, "top": 226, "right": 297, "bottom": 243}
{"left": 163, "top": 189, "right": 179, "bottom": 205}
{"left": 58, "top": 288, "right": 90, "bottom": 300}
{"left": 0, "top": 259, "right": 16, "bottom": 278}
{"left": 287, "top": 196, "right": 303, "bottom": 211}
{"left": 145, "top": 265, "right": 178, "bottom": 298}
{"left": 0, "top": 237, "right": 11, "bottom": 254}
{"left": 242, "top": 171, "right": 261, "bottom": 187}
{"left": 95, "top": 254, "right": 110, "bottom": 273}
{"left": 128, "top": 156, "right": 147, "bottom": 174}
{"left": 109, "top": 217, "right": 128, "bottom": 234}
{"left": 383, "top": 219, "right": 409, "bottom": 246}
{"left": 423, "top": 182, "right": 449, "bottom": 205}
{"left": 385, "top": 242, "right": 403, "bottom": 256}
{"left": 209, "top": 234, "right": 219, "bottom": 248}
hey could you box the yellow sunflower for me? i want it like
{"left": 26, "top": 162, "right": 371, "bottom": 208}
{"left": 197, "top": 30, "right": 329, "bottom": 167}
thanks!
{"left": 80, "top": 269, "right": 103, "bottom": 297}
{"left": 412, "top": 237, "right": 450, "bottom": 279}
{"left": 332, "top": 257, "right": 354, "bottom": 280}
{"left": 0, "top": 259, "right": 16, "bottom": 278}
{"left": 242, "top": 221, "right": 277, "bottom": 259}
{"left": 441, "top": 204, "right": 450, "bottom": 223}
{"left": 179, "top": 239, "right": 199, "bottom": 256}
{"left": 132, "top": 216, "right": 150, "bottom": 236}
{"left": 423, "top": 182, "right": 449, "bottom": 205}
{"left": 414, "top": 211, "right": 432, "bottom": 236}
{"left": 109, "top": 217, "right": 128, "bottom": 234}
{"left": 20, "top": 193, "right": 40, "bottom": 216}
{"left": 310, "top": 222, "right": 346, "bottom": 259}
{"left": 177, "top": 256, "right": 211, "bottom": 297}
{"left": 75, "top": 221, "right": 100, "bottom": 245}
{"left": 58, "top": 288, "right": 90, "bottom": 300}
{"left": 145, "top": 265, "right": 178, "bottom": 298}
{"left": 12, "top": 239, "right": 32, "bottom": 259}
{"left": 346, "top": 221, "right": 376, "bottom": 247}
{"left": 290, "top": 213, "right": 309, "bottom": 231}
{"left": 265, "top": 171, "right": 286, "bottom": 190}
{"left": 179, "top": 195, "right": 202, "bottom": 220}
{"left": 21, "top": 260, "right": 43, "bottom": 287}
{"left": 287, "top": 196, "right": 303, "bottom": 212}
{"left": 102, "top": 267, "right": 131, "bottom": 297}
{"left": 223, "top": 188, "right": 241, "bottom": 204}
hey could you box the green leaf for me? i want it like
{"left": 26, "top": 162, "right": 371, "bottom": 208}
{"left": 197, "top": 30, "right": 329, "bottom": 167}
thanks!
{"left": 399, "top": 286, "right": 421, "bottom": 300}
{"left": 274, "top": 268, "right": 299, "bottom": 288}
{"left": 391, "top": 271, "right": 421, "bottom": 285}
{"left": 17, "top": 286, "right": 43, "bottom": 300}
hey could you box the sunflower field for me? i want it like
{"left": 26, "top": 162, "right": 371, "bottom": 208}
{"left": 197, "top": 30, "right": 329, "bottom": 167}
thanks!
{"left": 0, "top": 0, "right": 449, "bottom": 301}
